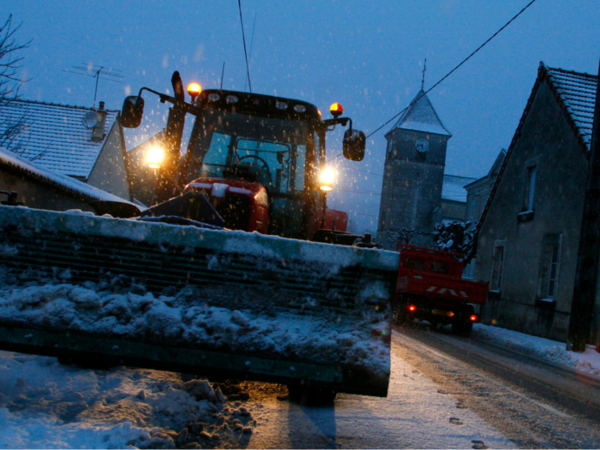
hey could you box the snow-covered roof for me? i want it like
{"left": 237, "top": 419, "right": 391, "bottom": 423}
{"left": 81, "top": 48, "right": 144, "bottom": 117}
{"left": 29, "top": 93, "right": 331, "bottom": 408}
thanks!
{"left": 0, "top": 99, "right": 119, "bottom": 179}
{"left": 390, "top": 90, "right": 451, "bottom": 137}
{"left": 0, "top": 145, "right": 135, "bottom": 204}
{"left": 442, "top": 174, "right": 475, "bottom": 203}
{"left": 544, "top": 64, "right": 597, "bottom": 150}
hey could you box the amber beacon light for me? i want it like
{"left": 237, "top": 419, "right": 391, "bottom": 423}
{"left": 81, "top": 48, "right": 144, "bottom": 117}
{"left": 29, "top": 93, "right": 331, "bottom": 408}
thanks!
{"left": 187, "top": 82, "right": 202, "bottom": 103}
{"left": 329, "top": 102, "right": 344, "bottom": 119}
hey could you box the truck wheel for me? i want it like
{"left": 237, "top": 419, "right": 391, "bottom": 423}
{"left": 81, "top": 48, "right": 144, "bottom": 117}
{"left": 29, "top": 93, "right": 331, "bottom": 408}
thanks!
{"left": 451, "top": 320, "right": 473, "bottom": 337}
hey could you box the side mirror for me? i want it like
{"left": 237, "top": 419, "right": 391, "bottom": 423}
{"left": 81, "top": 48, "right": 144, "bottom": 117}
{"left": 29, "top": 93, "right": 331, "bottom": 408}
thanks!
{"left": 343, "top": 129, "right": 366, "bottom": 161}
{"left": 121, "top": 95, "right": 145, "bottom": 128}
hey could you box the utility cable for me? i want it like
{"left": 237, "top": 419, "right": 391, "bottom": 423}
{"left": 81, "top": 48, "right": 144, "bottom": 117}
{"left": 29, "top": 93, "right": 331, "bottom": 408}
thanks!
{"left": 238, "top": 0, "right": 253, "bottom": 93}
{"left": 327, "top": 0, "right": 539, "bottom": 163}
{"left": 367, "top": 0, "right": 538, "bottom": 139}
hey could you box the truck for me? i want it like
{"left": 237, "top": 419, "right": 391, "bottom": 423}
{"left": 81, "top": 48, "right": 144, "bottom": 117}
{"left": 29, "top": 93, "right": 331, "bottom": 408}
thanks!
{"left": 0, "top": 71, "right": 397, "bottom": 400}
{"left": 393, "top": 244, "right": 488, "bottom": 336}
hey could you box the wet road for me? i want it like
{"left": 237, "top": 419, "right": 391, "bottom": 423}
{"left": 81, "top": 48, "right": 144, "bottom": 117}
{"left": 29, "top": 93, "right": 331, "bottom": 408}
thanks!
{"left": 394, "top": 324, "right": 600, "bottom": 448}
{"left": 241, "top": 324, "right": 600, "bottom": 448}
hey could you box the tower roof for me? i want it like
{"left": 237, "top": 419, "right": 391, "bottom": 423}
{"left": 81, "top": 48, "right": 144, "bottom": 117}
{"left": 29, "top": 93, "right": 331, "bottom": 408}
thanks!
{"left": 390, "top": 90, "right": 451, "bottom": 137}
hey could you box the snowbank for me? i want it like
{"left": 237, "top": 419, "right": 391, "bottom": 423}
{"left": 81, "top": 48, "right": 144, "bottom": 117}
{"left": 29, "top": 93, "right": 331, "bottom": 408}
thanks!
{"left": 473, "top": 323, "right": 600, "bottom": 378}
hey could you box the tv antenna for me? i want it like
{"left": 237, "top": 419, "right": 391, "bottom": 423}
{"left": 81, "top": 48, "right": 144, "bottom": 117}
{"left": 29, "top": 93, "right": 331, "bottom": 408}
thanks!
{"left": 64, "top": 64, "right": 124, "bottom": 108}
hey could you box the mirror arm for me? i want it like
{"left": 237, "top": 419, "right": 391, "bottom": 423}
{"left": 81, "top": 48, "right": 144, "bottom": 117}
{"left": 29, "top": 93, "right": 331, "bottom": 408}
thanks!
{"left": 322, "top": 117, "right": 351, "bottom": 132}
{"left": 135, "top": 87, "right": 201, "bottom": 116}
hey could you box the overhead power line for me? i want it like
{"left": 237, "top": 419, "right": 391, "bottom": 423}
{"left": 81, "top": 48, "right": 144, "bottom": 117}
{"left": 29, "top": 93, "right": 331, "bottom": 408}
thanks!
{"left": 366, "top": 0, "right": 539, "bottom": 139}
{"left": 327, "top": 0, "right": 539, "bottom": 164}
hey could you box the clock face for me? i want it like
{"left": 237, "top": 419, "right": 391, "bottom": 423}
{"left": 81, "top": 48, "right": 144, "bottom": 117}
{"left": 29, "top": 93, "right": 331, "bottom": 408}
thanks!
{"left": 415, "top": 138, "right": 429, "bottom": 153}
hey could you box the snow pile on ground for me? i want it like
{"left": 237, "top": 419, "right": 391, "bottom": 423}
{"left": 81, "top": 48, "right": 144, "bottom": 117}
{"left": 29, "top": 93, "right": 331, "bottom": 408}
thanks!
{"left": 473, "top": 323, "right": 600, "bottom": 378}
{"left": 0, "top": 267, "right": 389, "bottom": 379}
{"left": 0, "top": 351, "right": 256, "bottom": 449}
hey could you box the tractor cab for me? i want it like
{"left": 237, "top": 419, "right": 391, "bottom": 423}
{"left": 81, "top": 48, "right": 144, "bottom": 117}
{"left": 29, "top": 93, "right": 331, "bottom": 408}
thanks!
{"left": 121, "top": 73, "right": 366, "bottom": 240}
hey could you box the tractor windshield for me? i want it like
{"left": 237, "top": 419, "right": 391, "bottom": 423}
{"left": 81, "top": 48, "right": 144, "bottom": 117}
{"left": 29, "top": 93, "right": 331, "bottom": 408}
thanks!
{"left": 185, "top": 107, "right": 311, "bottom": 194}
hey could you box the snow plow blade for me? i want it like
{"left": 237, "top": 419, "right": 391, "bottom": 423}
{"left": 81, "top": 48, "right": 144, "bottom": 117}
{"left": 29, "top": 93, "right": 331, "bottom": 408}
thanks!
{"left": 0, "top": 206, "right": 397, "bottom": 397}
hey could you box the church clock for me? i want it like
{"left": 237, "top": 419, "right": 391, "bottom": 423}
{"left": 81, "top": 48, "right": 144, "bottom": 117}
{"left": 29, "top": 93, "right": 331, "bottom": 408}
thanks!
{"left": 415, "top": 138, "right": 429, "bottom": 153}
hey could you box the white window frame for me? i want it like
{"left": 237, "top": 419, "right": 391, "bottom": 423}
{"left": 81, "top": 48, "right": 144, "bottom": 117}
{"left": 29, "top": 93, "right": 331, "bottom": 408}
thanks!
{"left": 522, "top": 163, "right": 538, "bottom": 212}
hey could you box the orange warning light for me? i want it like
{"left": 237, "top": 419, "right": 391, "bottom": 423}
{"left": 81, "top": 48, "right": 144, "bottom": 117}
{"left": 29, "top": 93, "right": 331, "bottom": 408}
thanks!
{"left": 187, "top": 82, "right": 202, "bottom": 103}
{"left": 330, "top": 102, "right": 344, "bottom": 119}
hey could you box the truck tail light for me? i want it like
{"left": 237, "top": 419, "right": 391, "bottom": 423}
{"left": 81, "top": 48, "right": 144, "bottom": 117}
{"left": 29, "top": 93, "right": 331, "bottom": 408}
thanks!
{"left": 408, "top": 305, "right": 417, "bottom": 312}
{"left": 470, "top": 314, "right": 479, "bottom": 322}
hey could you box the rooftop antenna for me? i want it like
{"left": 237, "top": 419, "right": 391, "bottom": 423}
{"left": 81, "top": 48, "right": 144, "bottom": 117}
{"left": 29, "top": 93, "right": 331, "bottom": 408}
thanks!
{"left": 421, "top": 58, "right": 427, "bottom": 90}
{"left": 64, "top": 64, "right": 124, "bottom": 108}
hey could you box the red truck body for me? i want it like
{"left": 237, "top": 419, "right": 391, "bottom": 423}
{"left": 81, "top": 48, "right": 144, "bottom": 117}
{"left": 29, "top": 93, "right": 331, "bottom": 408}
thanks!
{"left": 394, "top": 244, "right": 488, "bottom": 336}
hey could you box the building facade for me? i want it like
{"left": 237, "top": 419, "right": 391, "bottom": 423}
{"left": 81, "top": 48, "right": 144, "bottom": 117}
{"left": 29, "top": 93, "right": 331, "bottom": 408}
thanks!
{"left": 464, "top": 150, "right": 506, "bottom": 223}
{"left": 475, "top": 63, "right": 598, "bottom": 343}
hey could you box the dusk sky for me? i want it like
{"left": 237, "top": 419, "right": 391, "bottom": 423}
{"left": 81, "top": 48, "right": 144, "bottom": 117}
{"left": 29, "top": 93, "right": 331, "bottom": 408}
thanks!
{"left": 2, "top": 1, "right": 599, "bottom": 232}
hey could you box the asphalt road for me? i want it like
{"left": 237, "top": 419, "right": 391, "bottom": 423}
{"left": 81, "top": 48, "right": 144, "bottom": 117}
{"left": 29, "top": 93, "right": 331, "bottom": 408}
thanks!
{"left": 232, "top": 323, "right": 600, "bottom": 448}
{"left": 394, "top": 323, "right": 600, "bottom": 448}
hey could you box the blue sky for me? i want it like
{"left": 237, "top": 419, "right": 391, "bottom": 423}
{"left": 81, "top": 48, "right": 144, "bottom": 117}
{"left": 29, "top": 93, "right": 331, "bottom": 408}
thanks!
{"left": 2, "top": 1, "right": 599, "bottom": 232}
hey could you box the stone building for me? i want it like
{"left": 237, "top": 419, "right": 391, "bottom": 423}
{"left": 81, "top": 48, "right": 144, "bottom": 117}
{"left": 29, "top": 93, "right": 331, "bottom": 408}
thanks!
{"left": 475, "top": 63, "right": 598, "bottom": 343}
{"left": 0, "top": 99, "right": 131, "bottom": 200}
{"left": 377, "top": 90, "right": 452, "bottom": 249}
{"left": 464, "top": 149, "right": 506, "bottom": 222}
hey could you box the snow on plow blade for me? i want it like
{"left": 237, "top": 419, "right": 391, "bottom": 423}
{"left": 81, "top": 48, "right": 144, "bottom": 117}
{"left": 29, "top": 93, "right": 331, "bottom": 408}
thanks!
{"left": 0, "top": 206, "right": 398, "bottom": 397}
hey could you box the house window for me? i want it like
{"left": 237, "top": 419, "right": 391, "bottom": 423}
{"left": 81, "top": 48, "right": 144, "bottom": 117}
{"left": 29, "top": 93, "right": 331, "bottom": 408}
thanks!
{"left": 522, "top": 165, "right": 537, "bottom": 211}
{"left": 538, "top": 234, "right": 561, "bottom": 300}
{"left": 490, "top": 245, "right": 505, "bottom": 291}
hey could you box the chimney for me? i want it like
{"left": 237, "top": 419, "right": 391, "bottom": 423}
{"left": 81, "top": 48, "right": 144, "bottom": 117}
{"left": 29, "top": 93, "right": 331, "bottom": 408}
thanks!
{"left": 91, "top": 101, "right": 108, "bottom": 142}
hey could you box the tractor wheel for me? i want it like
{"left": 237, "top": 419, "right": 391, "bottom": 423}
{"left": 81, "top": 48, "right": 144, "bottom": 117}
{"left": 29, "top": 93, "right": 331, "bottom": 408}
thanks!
{"left": 287, "top": 385, "right": 337, "bottom": 405}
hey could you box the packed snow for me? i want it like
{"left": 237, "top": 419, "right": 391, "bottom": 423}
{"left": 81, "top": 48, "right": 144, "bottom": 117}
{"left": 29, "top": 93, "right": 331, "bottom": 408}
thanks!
{"left": 2, "top": 320, "right": 596, "bottom": 448}
{"left": 0, "top": 268, "right": 390, "bottom": 382}
{"left": 473, "top": 323, "right": 600, "bottom": 378}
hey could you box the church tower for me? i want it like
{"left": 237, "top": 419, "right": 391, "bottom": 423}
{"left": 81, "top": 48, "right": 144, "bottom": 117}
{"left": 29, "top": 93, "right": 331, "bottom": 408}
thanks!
{"left": 377, "top": 90, "right": 452, "bottom": 250}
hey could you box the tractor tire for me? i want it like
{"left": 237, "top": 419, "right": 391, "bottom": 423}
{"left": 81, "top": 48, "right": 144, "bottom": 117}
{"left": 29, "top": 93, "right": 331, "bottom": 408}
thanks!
{"left": 287, "top": 385, "right": 337, "bottom": 405}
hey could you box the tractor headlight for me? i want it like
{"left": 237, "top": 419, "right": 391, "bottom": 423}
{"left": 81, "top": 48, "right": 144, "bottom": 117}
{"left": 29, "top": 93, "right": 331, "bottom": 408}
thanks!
{"left": 320, "top": 167, "right": 335, "bottom": 192}
{"left": 147, "top": 146, "right": 164, "bottom": 169}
